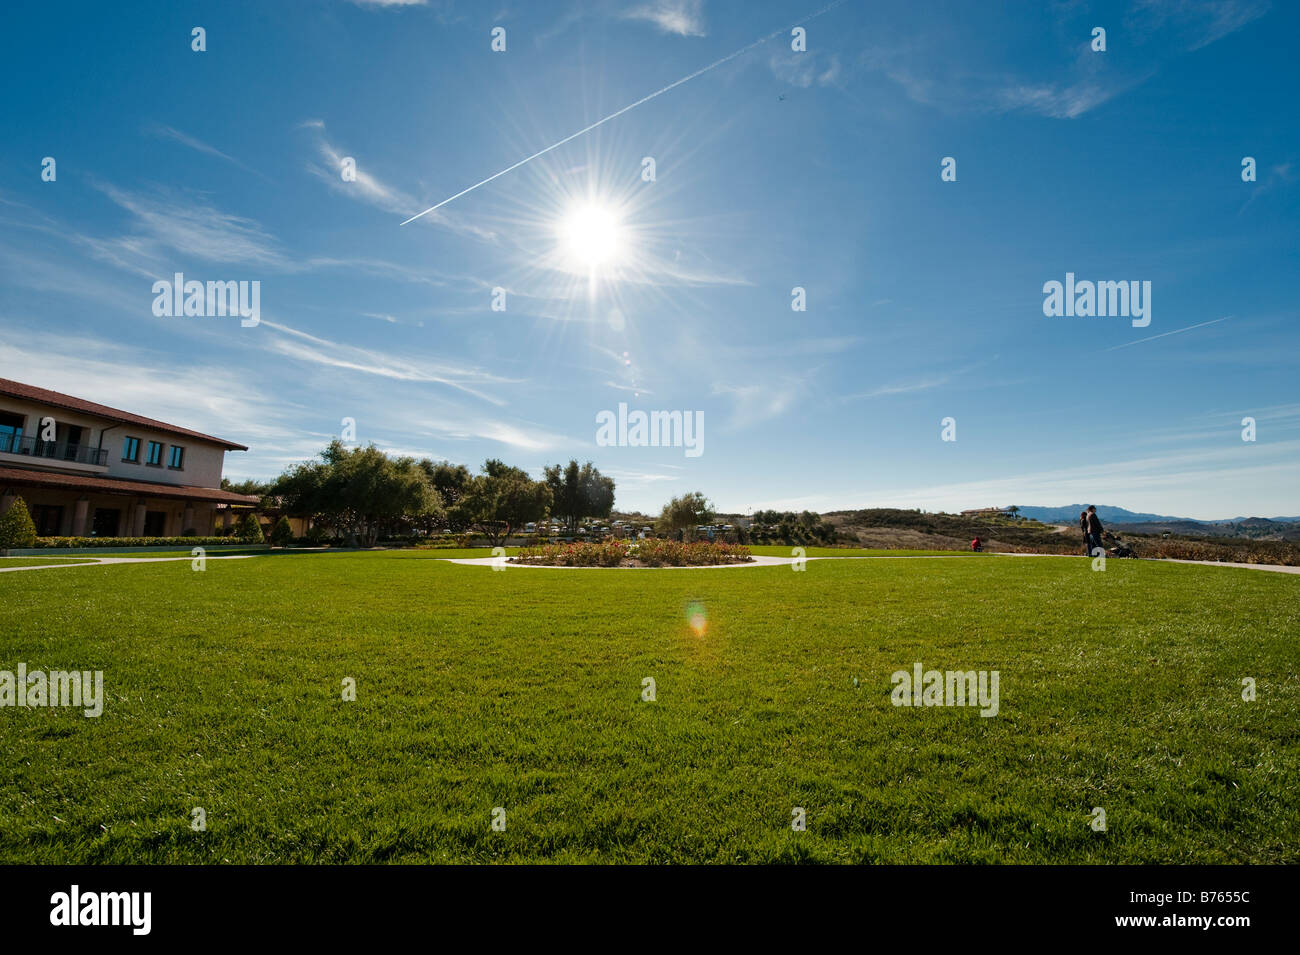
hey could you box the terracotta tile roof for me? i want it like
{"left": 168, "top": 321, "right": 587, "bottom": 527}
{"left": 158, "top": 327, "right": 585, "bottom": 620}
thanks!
{"left": 0, "top": 466, "right": 260, "bottom": 505}
{"left": 0, "top": 378, "right": 249, "bottom": 450}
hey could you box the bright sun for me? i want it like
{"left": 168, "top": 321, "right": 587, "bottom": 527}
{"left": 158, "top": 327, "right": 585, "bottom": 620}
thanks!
{"left": 557, "top": 201, "right": 625, "bottom": 270}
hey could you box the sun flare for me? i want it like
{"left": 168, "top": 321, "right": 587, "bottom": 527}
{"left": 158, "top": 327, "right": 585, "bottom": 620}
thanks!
{"left": 557, "top": 200, "right": 626, "bottom": 271}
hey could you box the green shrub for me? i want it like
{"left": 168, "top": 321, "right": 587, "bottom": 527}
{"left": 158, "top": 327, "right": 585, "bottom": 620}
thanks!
{"left": 235, "top": 512, "right": 265, "bottom": 543}
{"left": 33, "top": 536, "right": 254, "bottom": 549}
{"left": 0, "top": 497, "right": 38, "bottom": 549}
{"left": 270, "top": 516, "right": 294, "bottom": 547}
{"left": 414, "top": 533, "right": 474, "bottom": 549}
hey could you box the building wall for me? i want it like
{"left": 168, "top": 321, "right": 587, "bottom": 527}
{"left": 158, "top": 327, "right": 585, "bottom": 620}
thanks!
{"left": 0, "top": 396, "right": 230, "bottom": 488}
{"left": 1, "top": 487, "right": 220, "bottom": 537}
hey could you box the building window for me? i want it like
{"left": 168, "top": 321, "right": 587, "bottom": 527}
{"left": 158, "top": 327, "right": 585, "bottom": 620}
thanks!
{"left": 146, "top": 440, "right": 163, "bottom": 466}
{"left": 92, "top": 508, "right": 120, "bottom": 537}
{"left": 35, "top": 504, "right": 64, "bottom": 536}
{"left": 62, "top": 424, "right": 83, "bottom": 461}
{"left": 143, "top": 511, "right": 167, "bottom": 536}
{"left": 168, "top": 445, "right": 184, "bottom": 469}
{"left": 0, "top": 411, "right": 24, "bottom": 454}
{"left": 122, "top": 436, "right": 140, "bottom": 462}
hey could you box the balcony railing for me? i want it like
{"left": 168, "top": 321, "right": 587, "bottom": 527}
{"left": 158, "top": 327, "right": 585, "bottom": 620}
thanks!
{"left": 0, "top": 433, "right": 109, "bottom": 467}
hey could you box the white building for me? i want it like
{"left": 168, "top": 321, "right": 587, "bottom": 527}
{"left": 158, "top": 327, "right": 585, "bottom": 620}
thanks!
{"left": 0, "top": 378, "right": 258, "bottom": 537}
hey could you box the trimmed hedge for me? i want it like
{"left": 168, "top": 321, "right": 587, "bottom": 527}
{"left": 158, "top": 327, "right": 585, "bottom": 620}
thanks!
{"left": 32, "top": 536, "right": 234, "bottom": 549}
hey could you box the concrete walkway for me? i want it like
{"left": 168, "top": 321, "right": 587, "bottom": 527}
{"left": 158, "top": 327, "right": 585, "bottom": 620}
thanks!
{"left": 0, "top": 555, "right": 259, "bottom": 573}
{"left": 441, "top": 554, "right": 1300, "bottom": 574}
{"left": 1, "top": 552, "right": 1295, "bottom": 575}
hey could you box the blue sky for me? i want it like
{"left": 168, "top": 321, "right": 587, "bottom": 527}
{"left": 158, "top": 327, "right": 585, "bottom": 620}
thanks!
{"left": 1, "top": 0, "right": 1296, "bottom": 519}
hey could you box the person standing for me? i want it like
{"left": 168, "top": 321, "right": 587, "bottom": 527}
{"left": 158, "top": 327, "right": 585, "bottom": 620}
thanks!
{"left": 1079, "top": 510, "right": 1090, "bottom": 556}
{"left": 1086, "top": 506, "right": 1104, "bottom": 555}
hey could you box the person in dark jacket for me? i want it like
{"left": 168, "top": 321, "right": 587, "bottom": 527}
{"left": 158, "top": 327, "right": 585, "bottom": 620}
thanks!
{"left": 1086, "top": 506, "right": 1104, "bottom": 555}
{"left": 1079, "top": 511, "right": 1089, "bottom": 556}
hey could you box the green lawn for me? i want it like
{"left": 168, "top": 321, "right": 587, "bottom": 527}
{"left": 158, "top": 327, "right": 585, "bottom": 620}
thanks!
{"left": 1, "top": 550, "right": 1296, "bottom": 863}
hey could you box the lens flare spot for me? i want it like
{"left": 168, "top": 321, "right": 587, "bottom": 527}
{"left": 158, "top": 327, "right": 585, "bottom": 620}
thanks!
{"left": 686, "top": 601, "right": 708, "bottom": 636}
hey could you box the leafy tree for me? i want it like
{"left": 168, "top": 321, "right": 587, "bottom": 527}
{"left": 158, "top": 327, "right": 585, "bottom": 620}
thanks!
{"left": 270, "top": 516, "right": 294, "bottom": 547}
{"left": 543, "top": 459, "right": 615, "bottom": 534}
{"left": 417, "top": 459, "right": 473, "bottom": 531}
{"left": 454, "top": 459, "right": 552, "bottom": 546}
{"left": 270, "top": 442, "right": 442, "bottom": 545}
{"left": 0, "top": 497, "right": 38, "bottom": 549}
{"left": 235, "top": 512, "right": 265, "bottom": 543}
{"left": 748, "top": 508, "right": 836, "bottom": 545}
{"left": 221, "top": 477, "right": 270, "bottom": 496}
{"left": 655, "top": 492, "right": 713, "bottom": 540}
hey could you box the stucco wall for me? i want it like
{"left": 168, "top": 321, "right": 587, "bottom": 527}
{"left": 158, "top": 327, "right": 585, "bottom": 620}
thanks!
{"left": 0, "top": 487, "right": 220, "bottom": 536}
{"left": 0, "top": 396, "right": 232, "bottom": 489}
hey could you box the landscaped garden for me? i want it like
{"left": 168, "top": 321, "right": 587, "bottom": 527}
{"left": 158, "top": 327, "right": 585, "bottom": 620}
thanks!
{"left": 512, "top": 538, "right": 752, "bottom": 567}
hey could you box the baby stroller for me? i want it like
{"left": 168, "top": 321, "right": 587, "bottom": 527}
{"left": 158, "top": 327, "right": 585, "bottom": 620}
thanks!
{"left": 1102, "top": 532, "right": 1138, "bottom": 558}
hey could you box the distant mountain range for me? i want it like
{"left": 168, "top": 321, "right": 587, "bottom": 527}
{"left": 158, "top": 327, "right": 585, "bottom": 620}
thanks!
{"left": 1014, "top": 506, "right": 1300, "bottom": 525}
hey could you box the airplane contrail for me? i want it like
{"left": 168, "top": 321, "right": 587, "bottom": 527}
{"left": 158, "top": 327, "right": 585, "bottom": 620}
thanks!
{"left": 400, "top": 0, "right": 847, "bottom": 226}
{"left": 1103, "top": 316, "right": 1232, "bottom": 351}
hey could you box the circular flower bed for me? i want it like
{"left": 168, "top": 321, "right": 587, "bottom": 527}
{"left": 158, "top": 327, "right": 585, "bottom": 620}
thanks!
{"left": 511, "top": 539, "right": 753, "bottom": 567}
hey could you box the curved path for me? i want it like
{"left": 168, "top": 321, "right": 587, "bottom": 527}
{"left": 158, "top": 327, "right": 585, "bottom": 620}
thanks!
{"left": 441, "top": 554, "right": 1300, "bottom": 574}
{"left": 0, "top": 555, "right": 259, "bottom": 573}
{"left": 0, "top": 552, "right": 1295, "bottom": 575}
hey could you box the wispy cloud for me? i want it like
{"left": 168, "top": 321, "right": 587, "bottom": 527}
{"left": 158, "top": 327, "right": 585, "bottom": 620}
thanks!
{"left": 860, "top": 0, "right": 1267, "bottom": 120}
{"left": 839, "top": 357, "right": 993, "bottom": 401}
{"left": 3, "top": 187, "right": 464, "bottom": 300}
{"left": 1239, "top": 160, "right": 1295, "bottom": 213}
{"left": 0, "top": 327, "right": 315, "bottom": 469}
{"left": 414, "top": 417, "right": 574, "bottom": 453}
{"left": 602, "top": 467, "right": 681, "bottom": 488}
{"left": 841, "top": 375, "right": 951, "bottom": 401}
{"left": 1128, "top": 0, "right": 1271, "bottom": 52}
{"left": 302, "top": 120, "right": 499, "bottom": 241}
{"left": 992, "top": 79, "right": 1145, "bottom": 120}
{"left": 5, "top": 184, "right": 286, "bottom": 280}
{"left": 712, "top": 379, "right": 802, "bottom": 430}
{"left": 727, "top": 336, "right": 863, "bottom": 361}
{"left": 259, "top": 320, "right": 518, "bottom": 404}
{"left": 604, "top": 380, "right": 654, "bottom": 396}
{"left": 94, "top": 182, "right": 290, "bottom": 271}
{"left": 862, "top": 439, "right": 1300, "bottom": 521}
{"left": 624, "top": 0, "right": 707, "bottom": 37}
{"left": 144, "top": 123, "right": 264, "bottom": 177}
{"left": 769, "top": 51, "right": 842, "bottom": 89}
